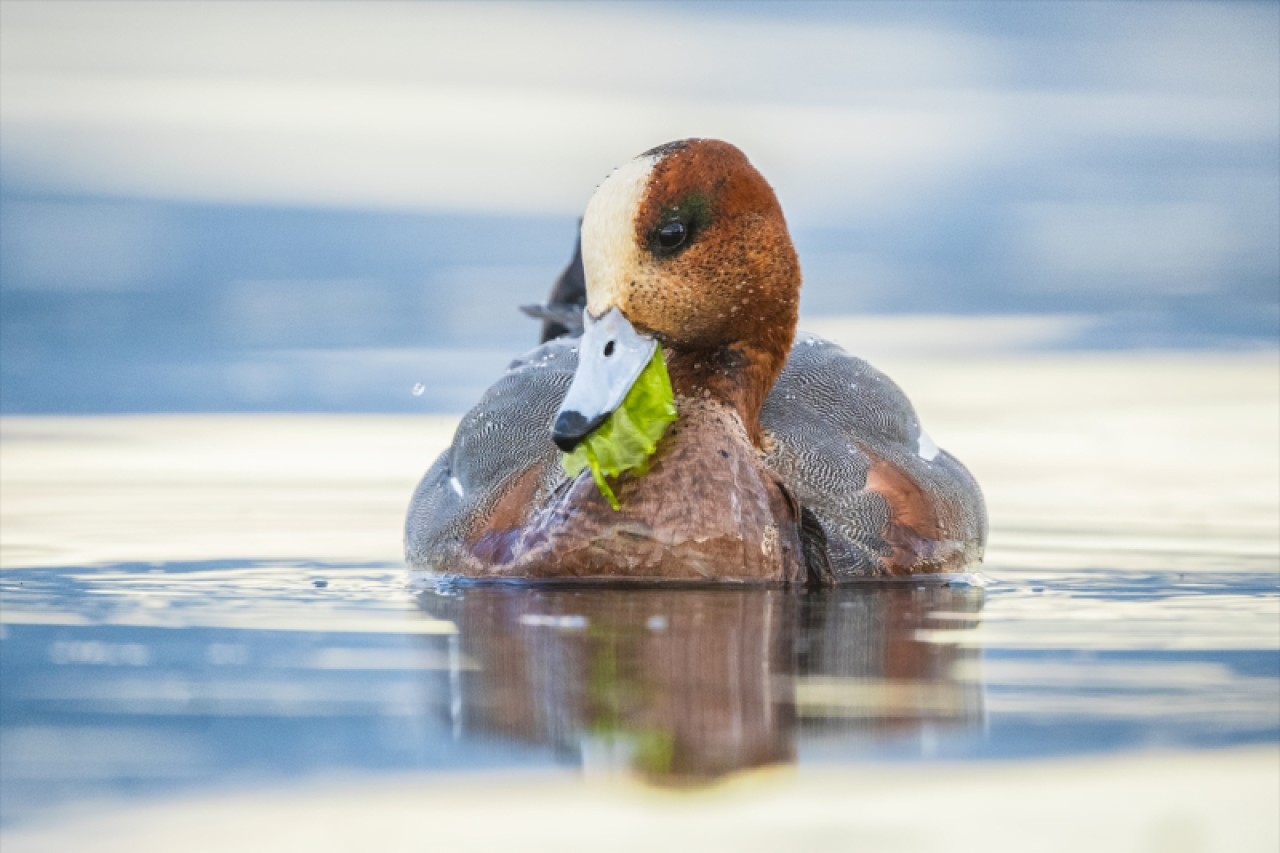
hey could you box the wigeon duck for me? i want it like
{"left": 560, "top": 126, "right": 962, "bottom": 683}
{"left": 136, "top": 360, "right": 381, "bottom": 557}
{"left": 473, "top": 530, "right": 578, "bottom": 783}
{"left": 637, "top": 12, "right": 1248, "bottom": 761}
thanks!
{"left": 406, "top": 139, "right": 986, "bottom": 584}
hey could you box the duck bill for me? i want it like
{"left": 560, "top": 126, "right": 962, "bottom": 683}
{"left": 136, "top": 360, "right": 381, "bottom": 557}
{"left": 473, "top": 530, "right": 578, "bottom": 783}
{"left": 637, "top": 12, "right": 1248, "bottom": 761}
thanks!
{"left": 552, "top": 307, "right": 656, "bottom": 452}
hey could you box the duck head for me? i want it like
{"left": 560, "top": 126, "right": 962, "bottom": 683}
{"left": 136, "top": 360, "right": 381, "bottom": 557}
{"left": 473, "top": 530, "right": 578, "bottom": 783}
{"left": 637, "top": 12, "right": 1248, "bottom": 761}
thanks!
{"left": 553, "top": 139, "right": 801, "bottom": 452}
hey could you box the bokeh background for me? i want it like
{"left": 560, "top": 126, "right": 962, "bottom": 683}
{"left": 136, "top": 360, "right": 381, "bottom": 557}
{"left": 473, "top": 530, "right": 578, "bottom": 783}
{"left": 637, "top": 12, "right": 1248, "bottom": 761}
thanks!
{"left": 2, "top": 0, "right": 1277, "bottom": 413}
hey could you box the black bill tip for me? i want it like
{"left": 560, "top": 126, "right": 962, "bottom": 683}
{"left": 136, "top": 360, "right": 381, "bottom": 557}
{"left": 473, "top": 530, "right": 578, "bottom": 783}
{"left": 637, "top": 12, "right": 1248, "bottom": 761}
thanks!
{"left": 552, "top": 409, "right": 606, "bottom": 453}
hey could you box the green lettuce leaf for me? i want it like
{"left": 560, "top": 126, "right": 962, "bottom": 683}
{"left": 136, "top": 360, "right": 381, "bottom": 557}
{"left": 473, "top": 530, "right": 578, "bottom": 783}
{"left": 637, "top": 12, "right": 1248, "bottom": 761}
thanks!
{"left": 561, "top": 345, "right": 678, "bottom": 510}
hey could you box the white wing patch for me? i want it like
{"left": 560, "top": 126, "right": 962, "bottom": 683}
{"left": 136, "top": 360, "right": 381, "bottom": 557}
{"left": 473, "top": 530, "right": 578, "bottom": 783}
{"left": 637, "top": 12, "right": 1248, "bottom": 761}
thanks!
{"left": 916, "top": 428, "right": 940, "bottom": 462}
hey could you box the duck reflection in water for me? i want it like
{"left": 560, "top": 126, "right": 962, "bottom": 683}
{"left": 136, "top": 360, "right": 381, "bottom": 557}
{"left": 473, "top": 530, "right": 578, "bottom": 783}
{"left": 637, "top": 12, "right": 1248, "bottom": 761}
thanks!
{"left": 415, "top": 584, "right": 984, "bottom": 785}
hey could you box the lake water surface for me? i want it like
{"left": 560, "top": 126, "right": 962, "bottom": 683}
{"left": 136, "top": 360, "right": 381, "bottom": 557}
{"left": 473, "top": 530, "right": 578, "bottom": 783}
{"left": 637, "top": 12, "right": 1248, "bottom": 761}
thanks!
{"left": 1, "top": 352, "right": 1277, "bottom": 852}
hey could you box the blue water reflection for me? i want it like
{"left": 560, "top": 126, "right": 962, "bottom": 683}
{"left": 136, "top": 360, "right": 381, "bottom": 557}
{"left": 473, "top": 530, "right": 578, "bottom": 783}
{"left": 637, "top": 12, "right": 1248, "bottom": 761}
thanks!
{"left": 3, "top": 561, "right": 1276, "bottom": 826}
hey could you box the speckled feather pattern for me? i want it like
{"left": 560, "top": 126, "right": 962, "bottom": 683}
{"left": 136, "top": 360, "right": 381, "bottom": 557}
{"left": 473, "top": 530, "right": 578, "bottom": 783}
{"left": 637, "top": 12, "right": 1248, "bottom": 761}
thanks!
{"left": 405, "top": 339, "right": 575, "bottom": 572}
{"left": 406, "top": 334, "right": 987, "bottom": 580}
{"left": 761, "top": 336, "right": 987, "bottom": 576}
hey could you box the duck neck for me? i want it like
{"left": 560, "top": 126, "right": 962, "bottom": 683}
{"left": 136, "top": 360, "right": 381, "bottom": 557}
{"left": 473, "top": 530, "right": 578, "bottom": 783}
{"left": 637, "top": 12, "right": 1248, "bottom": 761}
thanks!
{"left": 665, "top": 334, "right": 791, "bottom": 448}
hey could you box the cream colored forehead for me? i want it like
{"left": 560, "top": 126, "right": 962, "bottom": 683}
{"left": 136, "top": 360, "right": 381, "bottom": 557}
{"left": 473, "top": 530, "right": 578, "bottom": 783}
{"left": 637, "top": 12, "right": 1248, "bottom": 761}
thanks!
{"left": 581, "top": 154, "right": 658, "bottom": 316}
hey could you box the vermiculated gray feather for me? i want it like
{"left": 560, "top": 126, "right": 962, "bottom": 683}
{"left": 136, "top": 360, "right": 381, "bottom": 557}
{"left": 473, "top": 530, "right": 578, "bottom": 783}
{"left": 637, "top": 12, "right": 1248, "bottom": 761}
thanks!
{"left": 407, "top": 334, "right": 986, "bottom": 579}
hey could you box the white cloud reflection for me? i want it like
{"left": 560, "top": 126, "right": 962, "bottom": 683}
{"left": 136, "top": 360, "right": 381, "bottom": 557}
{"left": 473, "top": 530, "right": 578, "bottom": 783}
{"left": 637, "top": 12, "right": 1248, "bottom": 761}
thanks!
{"left": 2, "top": 1, "right": 1276, "bottom": 224}
{"left": 0, "top": 0, "right": 1276, "bottom": 409}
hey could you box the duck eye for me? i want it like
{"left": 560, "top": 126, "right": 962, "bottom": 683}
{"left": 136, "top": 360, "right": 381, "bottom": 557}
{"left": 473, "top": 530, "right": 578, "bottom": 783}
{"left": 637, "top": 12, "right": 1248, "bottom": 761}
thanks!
{"left": 656, "top": 221, "right": 687, "bottom": 251}
{"left": 603, "top": 340, "right": 615, "bottom": 357}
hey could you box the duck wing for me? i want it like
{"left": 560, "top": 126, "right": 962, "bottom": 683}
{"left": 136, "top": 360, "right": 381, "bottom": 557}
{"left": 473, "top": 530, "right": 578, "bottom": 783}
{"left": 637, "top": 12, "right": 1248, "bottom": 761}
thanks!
{"left": 405, "top": 339, "right": 575, "bottom": 569}
{"left": 408, "top": 332, "right": 987, "bottom": 579}
{"left": 761, "top": 335, "right": 987, "bottom": 578}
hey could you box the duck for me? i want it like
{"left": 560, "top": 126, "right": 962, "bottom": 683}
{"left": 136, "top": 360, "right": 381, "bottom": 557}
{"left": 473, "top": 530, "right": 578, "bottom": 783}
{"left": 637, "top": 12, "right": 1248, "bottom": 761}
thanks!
{"left": 406, "top": 139, "right": 986, "bottom": 584}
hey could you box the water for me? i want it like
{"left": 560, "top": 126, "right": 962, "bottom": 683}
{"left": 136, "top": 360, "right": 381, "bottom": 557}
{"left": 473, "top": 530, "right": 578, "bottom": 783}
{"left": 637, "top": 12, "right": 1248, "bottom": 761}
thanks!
{"left": 1, "top": 353, "right": 1277, "bottom": 851}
